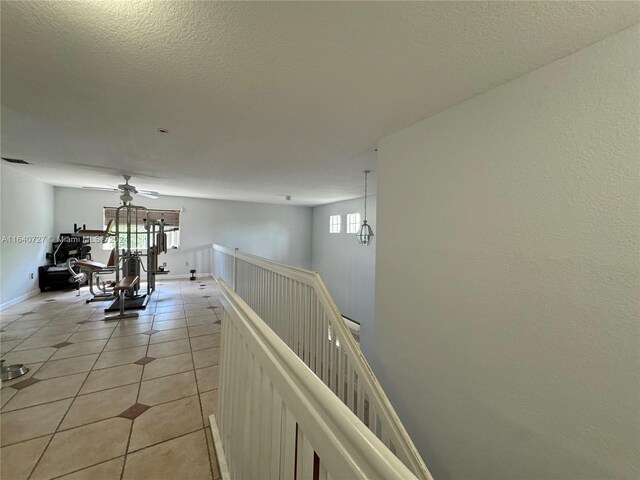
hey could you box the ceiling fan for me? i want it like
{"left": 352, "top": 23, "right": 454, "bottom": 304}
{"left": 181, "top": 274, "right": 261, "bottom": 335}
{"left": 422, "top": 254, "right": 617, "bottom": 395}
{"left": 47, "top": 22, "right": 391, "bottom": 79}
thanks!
{"left": 83, "top": 175, "right": 160, "bottom": 201}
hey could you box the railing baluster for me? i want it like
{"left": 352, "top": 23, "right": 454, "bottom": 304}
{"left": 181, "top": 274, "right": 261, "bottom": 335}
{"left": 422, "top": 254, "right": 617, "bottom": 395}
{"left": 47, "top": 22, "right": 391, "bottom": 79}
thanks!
{"left": 241, "top": 350, "right": 253, "bottom": 480}
{"left": 292, "top": 281, "right": 298, "bottom": 354}
{"left": 357, "top": 375, "right": 366, "bottom": 423}
{"left": 299, "top": 429, "right": 315, "bottom": 480}
{"left": 319, "top": 461, "right": 330, "bottom": 480}
{"left": 281, "top": 408, "right": 296, "bottom": 479}
{"left": 249, "top": 357, "right": 262, "bottom": 480}
{"left": 337, "top": 340, "right": 344, "bottom": 401}
{"left": 305, "top": 286, "right": 312, "bottom": 367}
{"left": 314, "top": 295, "right": 321, "bottom": 375}
{"left": 303, "top": 285, "right": 308, "bottom": 363}
{"left": 258, "top": 367, "right": 272, "bottom": 476}
{"left": 228, "top": 327, "right": 240, "bottom": 477}
{"left": 270, "top": 388, "right": 284, "bottom": 479}
{"left": 346, "top": 356, "right": 355, "bottom": 410}
{"left": 322, "top": 313, "right": 330, "bottom": 385}
{"left": 299, "top": 283, "right": 305, "bottom": 360}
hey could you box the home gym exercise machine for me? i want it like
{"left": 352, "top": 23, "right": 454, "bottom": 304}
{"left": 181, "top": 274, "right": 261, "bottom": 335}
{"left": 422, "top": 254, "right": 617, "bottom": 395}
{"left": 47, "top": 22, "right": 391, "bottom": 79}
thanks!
{"left": 103, "top": 178, "right": 170, "bottom": 320}
{"left": 71, "top": 220, "right": 117, "bottom": 303}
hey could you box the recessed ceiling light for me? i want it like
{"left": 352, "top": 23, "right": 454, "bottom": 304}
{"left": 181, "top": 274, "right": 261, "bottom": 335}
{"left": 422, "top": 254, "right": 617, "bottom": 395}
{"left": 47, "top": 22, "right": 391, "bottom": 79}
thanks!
{"left": 156, "top": 128, "right": 169, "bottom": 134}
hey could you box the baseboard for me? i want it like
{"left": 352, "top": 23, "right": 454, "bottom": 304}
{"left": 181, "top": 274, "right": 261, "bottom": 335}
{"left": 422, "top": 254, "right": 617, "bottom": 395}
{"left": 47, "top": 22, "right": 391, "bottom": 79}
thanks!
{"left": 209, "top": 414, "right": 231, "bottom": 480}
{"left": 0, "top": 288, "right": 40, "bottom": 311}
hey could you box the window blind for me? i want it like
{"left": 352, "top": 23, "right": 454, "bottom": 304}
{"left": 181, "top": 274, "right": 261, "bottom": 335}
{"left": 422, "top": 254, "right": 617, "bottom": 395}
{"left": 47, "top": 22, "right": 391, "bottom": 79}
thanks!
{"left": 103, "top": 207, "right": 180, "bottom": 227}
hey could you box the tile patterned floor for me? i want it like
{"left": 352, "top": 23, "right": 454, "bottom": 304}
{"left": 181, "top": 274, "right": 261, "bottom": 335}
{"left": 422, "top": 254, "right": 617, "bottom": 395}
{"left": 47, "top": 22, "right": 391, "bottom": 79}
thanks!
{"left": 1, "top": 279, "right": 222, "bottom": 480}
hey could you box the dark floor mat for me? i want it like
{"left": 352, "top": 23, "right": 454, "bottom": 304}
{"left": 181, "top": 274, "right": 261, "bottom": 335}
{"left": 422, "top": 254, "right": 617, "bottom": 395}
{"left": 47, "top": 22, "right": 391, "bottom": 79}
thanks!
{"left": 104, "top": 295, "right": 149, "bottom": 312}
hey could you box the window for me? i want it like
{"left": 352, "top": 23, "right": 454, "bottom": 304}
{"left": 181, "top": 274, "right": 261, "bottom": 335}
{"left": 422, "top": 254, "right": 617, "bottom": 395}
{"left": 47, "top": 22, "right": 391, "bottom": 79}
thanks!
{"left": 103, "top": 207, "right": 181, "bottom": 250}
{"left": 346, "top": 213, "right": 361, "bottom": 234}
{"left": 329, "top": 215, "right": 341, "bottom": 233}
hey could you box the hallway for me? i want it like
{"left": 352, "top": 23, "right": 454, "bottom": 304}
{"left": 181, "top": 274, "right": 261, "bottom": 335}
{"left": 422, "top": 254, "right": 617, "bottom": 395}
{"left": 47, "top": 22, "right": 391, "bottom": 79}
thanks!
{"left": 0, "top": 279, "right": 221, "bottom": 479}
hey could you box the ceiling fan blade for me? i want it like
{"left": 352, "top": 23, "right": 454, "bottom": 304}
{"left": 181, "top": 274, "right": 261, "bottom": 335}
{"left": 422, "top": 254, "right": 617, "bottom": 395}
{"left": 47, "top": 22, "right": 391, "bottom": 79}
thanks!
{"left": 83, "top": 176, "right": 160, "bottom": 199}
{"left": 82, "top": 187, "right": 119, "bottom": 192}
{"left": 138, "top": 189, "right": 159, "bottom": 196}
{"left": 138, "top": 192, "right": 159, "bottom": 199}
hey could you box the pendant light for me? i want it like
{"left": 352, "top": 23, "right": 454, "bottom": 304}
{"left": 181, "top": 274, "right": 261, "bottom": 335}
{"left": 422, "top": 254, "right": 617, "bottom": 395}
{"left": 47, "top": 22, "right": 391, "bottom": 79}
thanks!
{"left": 356, "top": 170, "right": 374, "bottom": 245}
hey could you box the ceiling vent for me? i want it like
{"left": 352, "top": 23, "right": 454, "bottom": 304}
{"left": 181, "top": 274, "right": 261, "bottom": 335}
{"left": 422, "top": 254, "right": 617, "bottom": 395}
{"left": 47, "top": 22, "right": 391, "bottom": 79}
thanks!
{"left": 2, "top": 157, "right": 31, "bottom": 165}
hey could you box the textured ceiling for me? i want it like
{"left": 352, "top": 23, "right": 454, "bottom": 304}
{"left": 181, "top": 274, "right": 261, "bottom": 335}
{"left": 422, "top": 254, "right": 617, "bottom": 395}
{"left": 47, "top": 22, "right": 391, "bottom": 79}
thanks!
{"left": 2, "top": 1, "right": 638, "bottom": 205}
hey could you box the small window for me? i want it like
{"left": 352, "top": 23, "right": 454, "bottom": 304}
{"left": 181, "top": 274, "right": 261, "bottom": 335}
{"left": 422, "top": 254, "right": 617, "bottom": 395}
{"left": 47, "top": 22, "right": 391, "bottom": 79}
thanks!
{"left": 329, "top": 215, "right": 341, "bottom": 233}
{"left": 346, "top": 213, "right": 361, "bottom": 234}
{"left": 103, "top": 207, "right": 181, "bottom": 250}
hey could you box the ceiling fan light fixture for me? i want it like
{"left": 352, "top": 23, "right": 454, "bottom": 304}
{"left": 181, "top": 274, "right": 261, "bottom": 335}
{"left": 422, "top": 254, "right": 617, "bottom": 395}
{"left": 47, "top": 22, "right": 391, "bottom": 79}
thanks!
{"left": 120, "top": 191, "right": 133, "bottom": 204}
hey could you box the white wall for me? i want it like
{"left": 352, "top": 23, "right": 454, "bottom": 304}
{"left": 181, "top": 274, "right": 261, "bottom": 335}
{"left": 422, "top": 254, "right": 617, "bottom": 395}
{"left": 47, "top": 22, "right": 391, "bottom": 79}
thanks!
{"left": 1, "top": 164, "right": 55, "bottom": 307}
{"left": 54, "top": 188, "right": 312, "bottom": 275}
{"left": 311, "top": 196, "right": 376, "bottom": 351}
{"left": 374, "top": 25, "right": 639, "bottom": 480}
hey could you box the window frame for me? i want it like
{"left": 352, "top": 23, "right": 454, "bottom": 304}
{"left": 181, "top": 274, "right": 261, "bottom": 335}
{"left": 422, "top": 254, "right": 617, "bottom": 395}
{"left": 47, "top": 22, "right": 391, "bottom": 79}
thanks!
{"left": 102, "top": 207, "right": 181, "bottom": 250}
{"left": 346, "top": 213, "right": 361, "bottom": 234}
{"left": 329, "top": 214, "right": 342, "bottom": 234}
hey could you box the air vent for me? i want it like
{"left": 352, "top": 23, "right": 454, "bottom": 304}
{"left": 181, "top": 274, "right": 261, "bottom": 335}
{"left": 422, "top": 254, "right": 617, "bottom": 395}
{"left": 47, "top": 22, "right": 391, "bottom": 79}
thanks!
{"left": 2, "top": 157, "right": 31, "bottom": 165}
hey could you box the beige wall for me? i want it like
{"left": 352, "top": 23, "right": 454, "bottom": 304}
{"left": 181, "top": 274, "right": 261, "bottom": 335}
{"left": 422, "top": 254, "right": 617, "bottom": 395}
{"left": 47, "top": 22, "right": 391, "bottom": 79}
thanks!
{"left": 54, "top": 187, "right": 313, "bottom": 275}
{"left": 374, "top": 25, "right": 639, "bottom": 479}
{"left": 311, "top": 196, "right": 376, "bottom": 353}
{"left": 1, "top": 164, "right": 55, "bottom": 307}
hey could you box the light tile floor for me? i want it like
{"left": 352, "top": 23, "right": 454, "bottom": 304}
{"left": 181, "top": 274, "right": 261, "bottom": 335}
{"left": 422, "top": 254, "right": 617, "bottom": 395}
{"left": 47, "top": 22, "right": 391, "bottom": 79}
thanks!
{"left": 1, "top": 279, "right": 222, "bottom": 480}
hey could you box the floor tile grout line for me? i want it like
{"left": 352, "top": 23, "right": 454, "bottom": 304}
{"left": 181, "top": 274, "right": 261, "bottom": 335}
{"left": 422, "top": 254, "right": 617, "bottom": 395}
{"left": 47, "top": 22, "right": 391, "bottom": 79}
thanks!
{"left": 127, "top": 425, "right": 206, "bottom": 456}
{"left": 1, "top": 280, "right": 220, "bottom": 477}
{"left": 123, "top": 279, "right": 181, "bottom": 480}
{"left": 17, "top": 281, "right": 191, "bottom": 476}
{"left": 4, "top": 305, "right": 95, "bottom": 350}
{"left": 9, "top": 326, "right": 107, "bottom": 354}
{"left": 2, "top": 389, "right": 214, "bottom": 449}
{"left": 0, "top": 431, "right": 54, "bottom": 450}
{"left": 119, "top": 287, "right": 180, "bottom": 478}
{"left": 49, "top": 454, "right": 126, "bottom": 480}
{"left": 2, "top": 356, "right": 96, "bottom": 387}
{"left": 1, "top": 373, "right": 87, "bottom": 414}
{"left": 121, "top": 345, "right": 147, "bottom": 480}
{"left": 2, "top": 394, "right": 218, "bottom": 464}
{"left": 2, "top": 313, "right": 215, "bottom": 359}
{"left": 25, "top": 308, "right": 131, "bottom": 480}
{"left": 3, "top": 334, "right": 218, "bottom": 410}
{"left": 187, "top": 307, "right": 218, "bottom": 480}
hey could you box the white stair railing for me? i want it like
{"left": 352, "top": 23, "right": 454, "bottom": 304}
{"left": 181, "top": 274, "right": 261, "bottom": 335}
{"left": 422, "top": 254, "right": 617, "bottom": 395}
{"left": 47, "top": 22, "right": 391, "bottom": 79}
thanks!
{"left": 213, "top": 280, "right": 418, "bottom": 480}
{"left": 212, "top": 244, "right": 433, "bottom": 480}
{"left": 212, "top": 245, "right": 236, "bottom": 288}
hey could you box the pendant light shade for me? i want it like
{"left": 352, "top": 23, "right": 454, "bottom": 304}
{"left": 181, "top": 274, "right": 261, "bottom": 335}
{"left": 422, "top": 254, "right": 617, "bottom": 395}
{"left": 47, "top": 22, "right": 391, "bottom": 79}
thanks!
{"left": 356, "top": 220, "right": 374, "bottom": 245}
{"left": 356, "top": 170, "right": 374, "bottom": 246}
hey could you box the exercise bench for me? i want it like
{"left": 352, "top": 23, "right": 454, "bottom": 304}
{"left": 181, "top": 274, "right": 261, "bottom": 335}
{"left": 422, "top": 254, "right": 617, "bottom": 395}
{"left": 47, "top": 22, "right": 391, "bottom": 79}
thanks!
{"left": 75, "top": 257, "right": 116, "bottom": 303}
{"left": 105, "top": 275, "right": 140, "bottom": 320}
